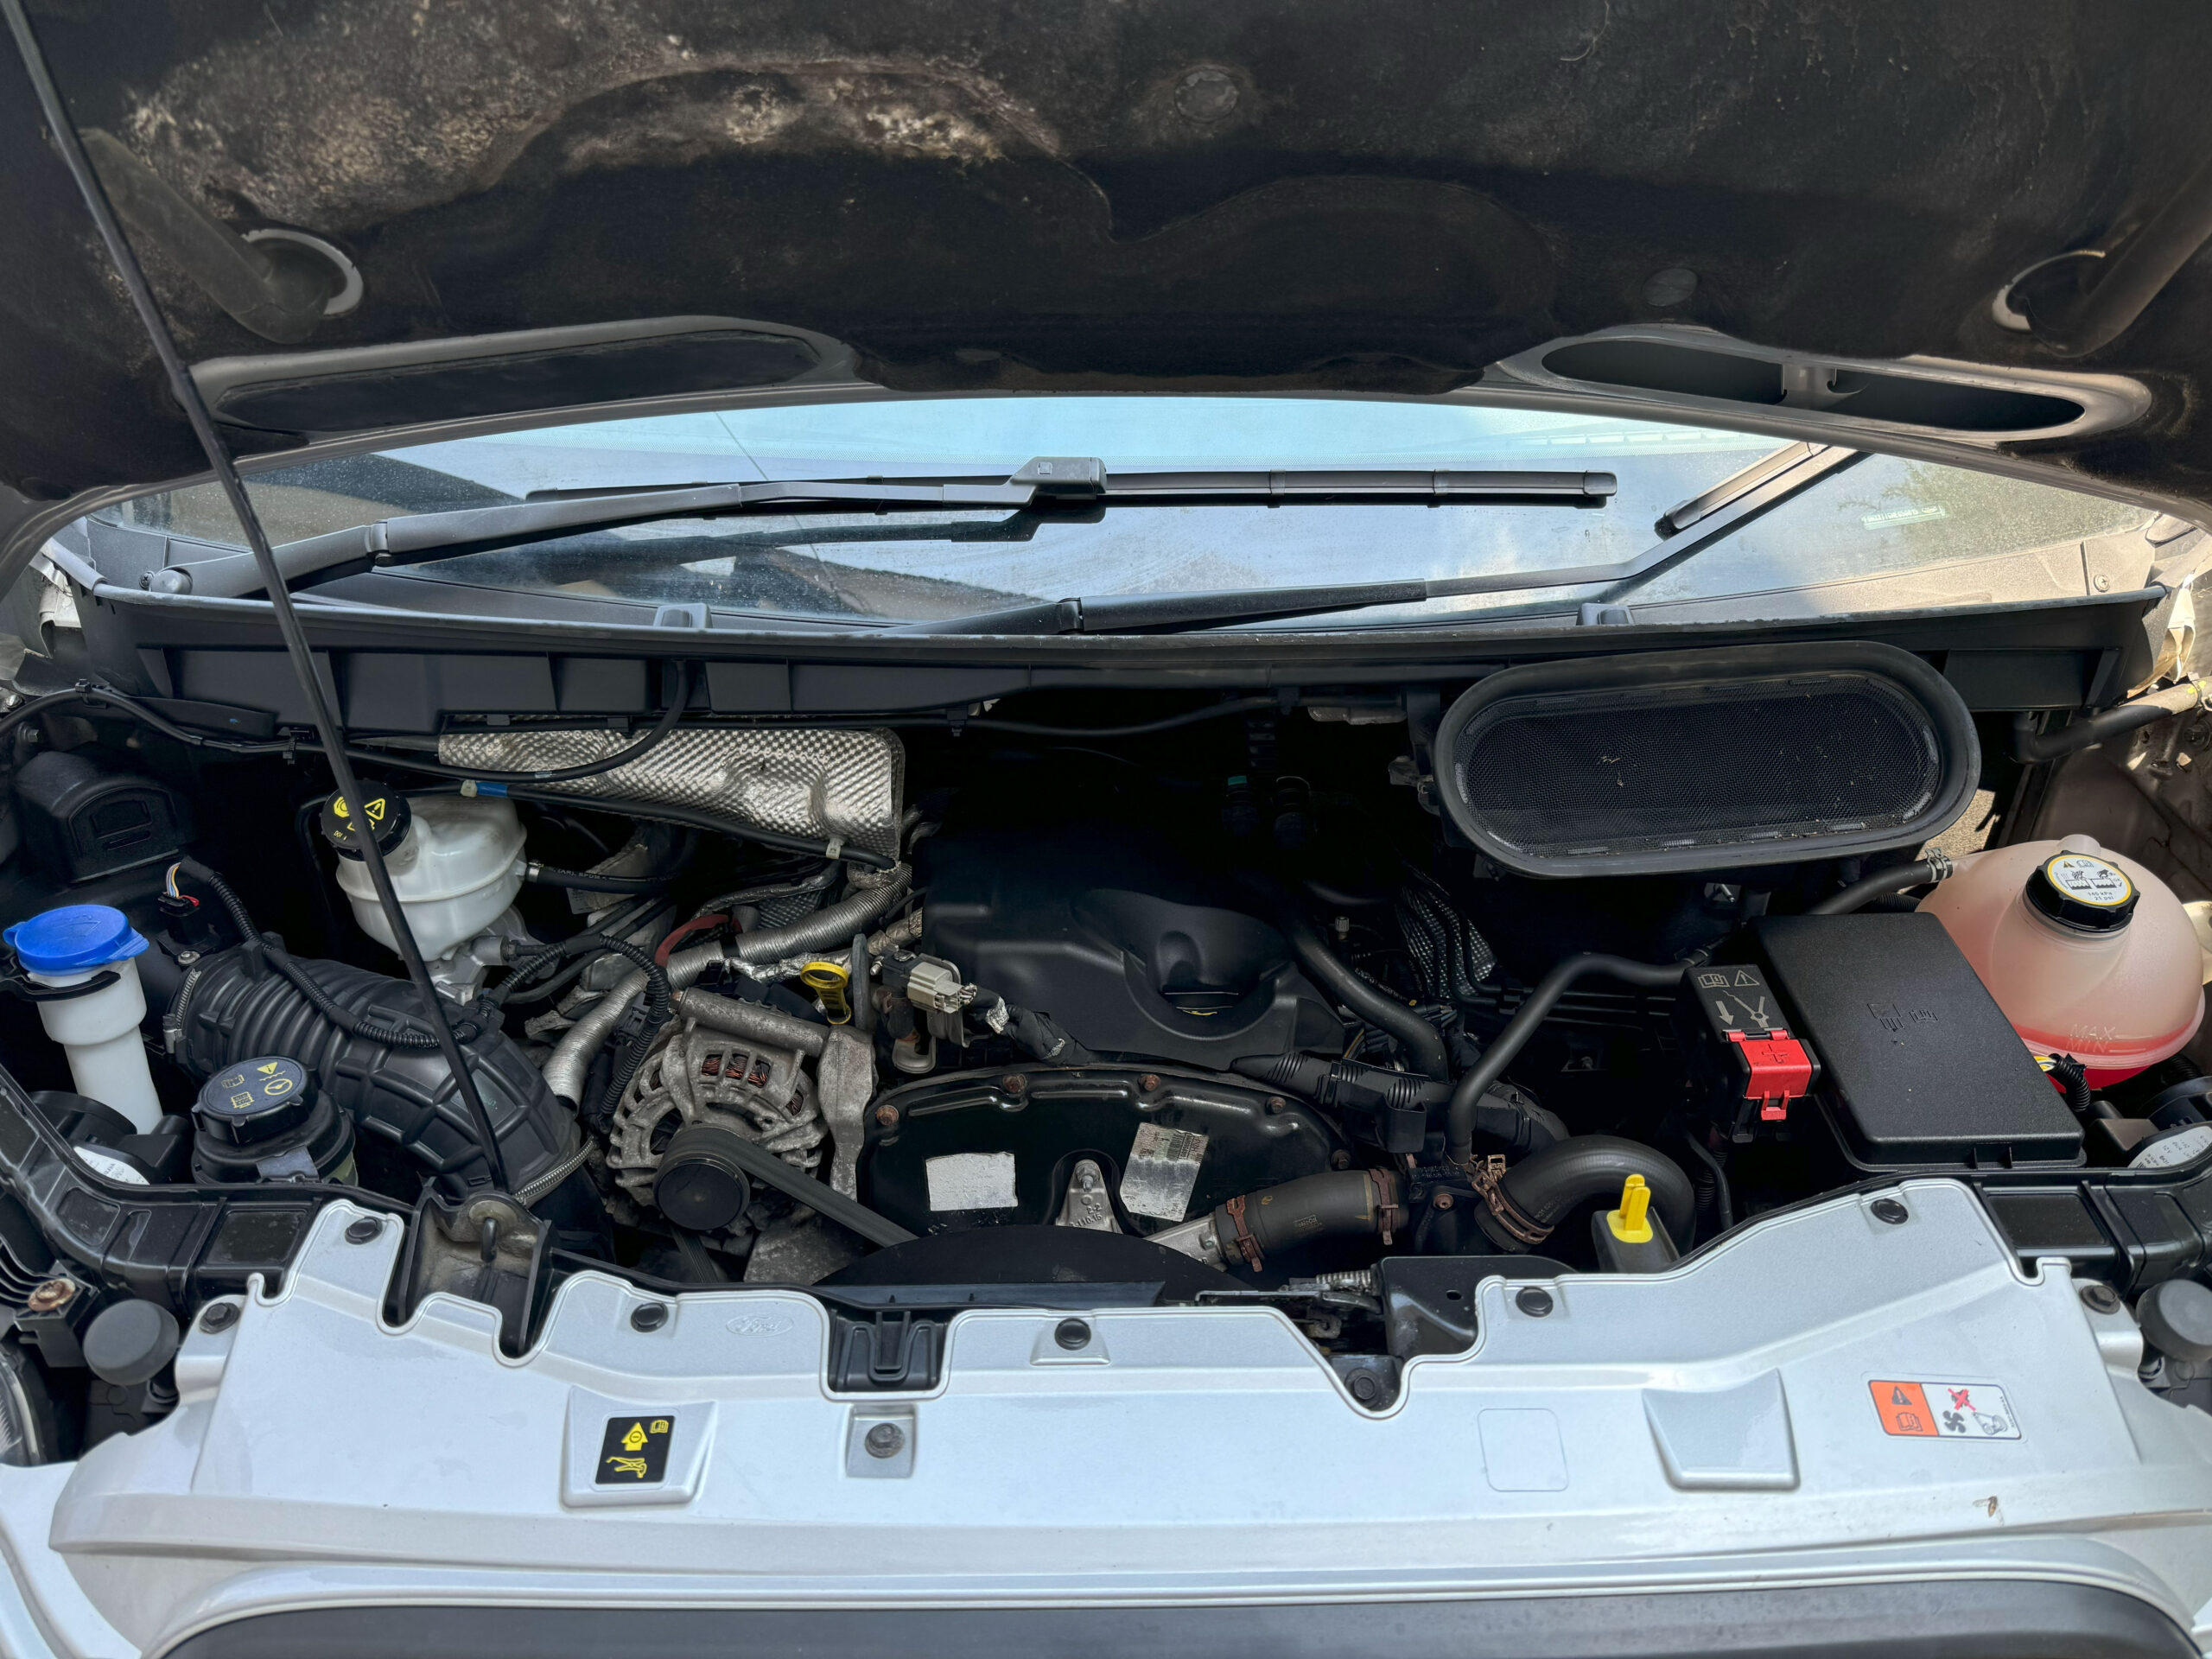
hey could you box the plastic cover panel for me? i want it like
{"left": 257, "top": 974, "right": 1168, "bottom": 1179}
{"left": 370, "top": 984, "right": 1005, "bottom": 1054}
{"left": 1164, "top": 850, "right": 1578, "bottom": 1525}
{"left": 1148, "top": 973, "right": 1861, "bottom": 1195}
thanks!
{"left": 1439, "top": 643, "right": 1978, "bottom": 877}
{"left": 439, "top": 728, "right": 905, "bottom": 858}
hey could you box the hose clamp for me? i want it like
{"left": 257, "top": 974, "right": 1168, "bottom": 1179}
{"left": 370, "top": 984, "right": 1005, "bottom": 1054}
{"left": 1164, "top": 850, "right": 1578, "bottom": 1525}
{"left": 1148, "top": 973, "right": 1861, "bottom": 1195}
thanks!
{"left": 1223, "top": 1192, "right": 1265, "bottom": 1272}
{"left": 1467, "top": 1153, "right": 1551, "bottom": 1247}
{"left": 1924, "top": 848, "right": 1955, "bottom": 882}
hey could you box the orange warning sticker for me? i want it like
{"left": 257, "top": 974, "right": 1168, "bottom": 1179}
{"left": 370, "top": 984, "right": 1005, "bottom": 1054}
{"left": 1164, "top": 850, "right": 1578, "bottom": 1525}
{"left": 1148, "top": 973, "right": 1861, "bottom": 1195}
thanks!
{"left": 1870, "top": 1379, "right": 2020, "bottom": 1440}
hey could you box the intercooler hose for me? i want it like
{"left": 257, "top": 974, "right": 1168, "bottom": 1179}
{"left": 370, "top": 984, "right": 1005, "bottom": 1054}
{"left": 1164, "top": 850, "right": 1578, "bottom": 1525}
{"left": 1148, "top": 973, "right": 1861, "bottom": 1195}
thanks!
{"left": 1274, "top": 906, "right": 1451, "bottom": 1082}
{"left": 1446, "top": 954, "right": 1688, "bottom": 1166}
{"left": 542, "top": 864, "right": 911, "bottom": 1105}
{"left": 1162, "top": 1168, "right": 1402, "bottom": 1274}
{"left": 1470, "top": 1135, "right": 1697, "bottom": 1254}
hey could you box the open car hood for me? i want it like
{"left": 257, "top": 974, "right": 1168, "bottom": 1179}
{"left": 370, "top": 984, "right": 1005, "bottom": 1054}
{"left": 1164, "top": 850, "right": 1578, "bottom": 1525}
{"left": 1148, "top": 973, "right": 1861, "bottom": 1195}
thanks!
{"left": 4, "top": 0, "right": 2212, "bottom": 511}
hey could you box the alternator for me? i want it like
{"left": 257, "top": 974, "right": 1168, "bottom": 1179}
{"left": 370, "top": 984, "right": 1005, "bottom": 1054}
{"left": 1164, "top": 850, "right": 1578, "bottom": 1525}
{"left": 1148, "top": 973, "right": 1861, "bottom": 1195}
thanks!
{"left": 605, "top": 1020, "right": 827, "bottom": 1236}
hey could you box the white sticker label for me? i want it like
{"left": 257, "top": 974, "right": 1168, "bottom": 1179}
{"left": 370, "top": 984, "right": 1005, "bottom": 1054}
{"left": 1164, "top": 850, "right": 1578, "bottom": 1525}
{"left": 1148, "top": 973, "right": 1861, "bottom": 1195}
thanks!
{"left": 1870, "top": 1379, "right": 2021, "bottom": 1440}
{"left": 2045, "top": 853, "right": 2133, "bottom": 906}
{"left": 72, "top": 1147, "right": 147, "bottom": 1185}
{"left": 2131, "top": 1122, "right": 2212, "bottom": 1169}
{"left": 925, "top": 1151, "right": 1018, "bottom": 1211}
{"left": 1120, "top": 1123, "right": 1208, "bottom": 1221}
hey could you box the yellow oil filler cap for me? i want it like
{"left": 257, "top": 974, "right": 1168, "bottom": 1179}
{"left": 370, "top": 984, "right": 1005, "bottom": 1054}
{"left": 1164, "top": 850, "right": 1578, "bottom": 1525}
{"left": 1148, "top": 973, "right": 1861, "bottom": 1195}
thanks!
{"left": 1605, "top": 1173, "right": 1654, "bottom": 1244}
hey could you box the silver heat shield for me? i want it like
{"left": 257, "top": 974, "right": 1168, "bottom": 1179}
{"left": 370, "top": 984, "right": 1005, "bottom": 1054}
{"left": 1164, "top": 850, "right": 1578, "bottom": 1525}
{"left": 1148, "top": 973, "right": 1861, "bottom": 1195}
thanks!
{"left": 437, "top": 728, "right": 906, "bottom": 858}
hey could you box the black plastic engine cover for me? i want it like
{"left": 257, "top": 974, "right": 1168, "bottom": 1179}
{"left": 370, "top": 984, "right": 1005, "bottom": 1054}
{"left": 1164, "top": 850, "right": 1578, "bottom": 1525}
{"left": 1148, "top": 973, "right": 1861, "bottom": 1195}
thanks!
{"left": 861, "top": 1064, "right": 1344, "bottom": 1236}
{"left": 919, "top": 824, "right": 1343, "bottom": 1067}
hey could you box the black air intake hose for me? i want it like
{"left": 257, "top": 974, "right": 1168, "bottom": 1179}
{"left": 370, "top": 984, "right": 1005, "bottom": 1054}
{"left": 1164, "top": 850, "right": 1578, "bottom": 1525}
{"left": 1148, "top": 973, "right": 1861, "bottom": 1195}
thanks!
{"left": 1471, "top": 1135, "right": 1696, "bottom": 1254}
{"left": 171, "top": 950, "right": 582, "bottom": 1200}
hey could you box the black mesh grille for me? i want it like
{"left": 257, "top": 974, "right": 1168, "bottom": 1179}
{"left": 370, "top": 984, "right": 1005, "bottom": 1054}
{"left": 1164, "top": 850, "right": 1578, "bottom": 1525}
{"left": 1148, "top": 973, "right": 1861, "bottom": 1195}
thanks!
{"left": 1452, "top": 673, "right": 1942, "bottom": 861}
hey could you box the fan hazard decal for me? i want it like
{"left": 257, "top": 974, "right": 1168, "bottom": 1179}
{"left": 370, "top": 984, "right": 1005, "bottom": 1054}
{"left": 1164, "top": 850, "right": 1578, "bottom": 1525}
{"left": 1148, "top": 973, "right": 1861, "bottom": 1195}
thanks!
{"left": 1870, "top": 1379, "right": 2020, "bottom": 1440}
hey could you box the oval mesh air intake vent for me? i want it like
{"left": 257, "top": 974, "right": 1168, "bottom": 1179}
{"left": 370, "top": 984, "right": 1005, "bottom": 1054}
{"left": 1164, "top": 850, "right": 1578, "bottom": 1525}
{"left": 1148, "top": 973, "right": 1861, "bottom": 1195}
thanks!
{"left": 1435, "top": 643, "right": 1979, "bottom": 877}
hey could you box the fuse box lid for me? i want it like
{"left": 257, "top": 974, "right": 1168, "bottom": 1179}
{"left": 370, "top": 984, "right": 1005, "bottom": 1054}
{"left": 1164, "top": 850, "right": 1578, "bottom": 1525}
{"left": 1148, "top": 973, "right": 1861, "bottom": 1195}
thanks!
{"left": 1752, "top": 912, "right": 2082, "bottom": 1168}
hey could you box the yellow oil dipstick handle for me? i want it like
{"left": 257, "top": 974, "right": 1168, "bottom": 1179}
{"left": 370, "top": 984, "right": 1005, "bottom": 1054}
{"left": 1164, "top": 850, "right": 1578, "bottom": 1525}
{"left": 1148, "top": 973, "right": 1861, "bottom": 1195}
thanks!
{"left": 1605, "top": 1173, "right": 1654, "bottom": 1243}
{"left": 801, "top": 959, "right": 852, "bottom": 1025}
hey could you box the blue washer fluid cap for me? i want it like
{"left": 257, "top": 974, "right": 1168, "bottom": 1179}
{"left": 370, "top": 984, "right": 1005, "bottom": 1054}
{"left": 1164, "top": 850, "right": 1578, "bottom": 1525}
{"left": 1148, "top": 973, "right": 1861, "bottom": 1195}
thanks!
{"left": 3, "top": 905, "right": 149, "bottom": 974}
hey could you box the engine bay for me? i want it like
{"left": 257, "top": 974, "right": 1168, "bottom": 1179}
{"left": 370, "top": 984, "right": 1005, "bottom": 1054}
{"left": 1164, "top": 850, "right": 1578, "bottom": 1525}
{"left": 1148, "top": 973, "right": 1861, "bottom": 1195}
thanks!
{"left": 1, "top": 643, "right": 2209, "bottom": 1452}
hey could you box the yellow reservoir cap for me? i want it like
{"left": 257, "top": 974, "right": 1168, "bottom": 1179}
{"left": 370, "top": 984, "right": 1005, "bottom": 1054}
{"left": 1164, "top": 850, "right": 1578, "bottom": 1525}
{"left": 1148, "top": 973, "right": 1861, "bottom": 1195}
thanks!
{"left": 1605, "top": 1173, "right": 1654, "bottom": 1243}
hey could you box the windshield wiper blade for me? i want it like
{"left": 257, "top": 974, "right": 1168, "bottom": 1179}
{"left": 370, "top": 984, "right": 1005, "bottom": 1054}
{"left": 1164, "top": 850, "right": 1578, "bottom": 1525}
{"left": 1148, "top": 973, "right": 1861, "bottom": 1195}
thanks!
{"left": 152, "top": 459, "right": 1614, "bottom": 599}
{"left": 894, "top": 447, "right": 1859, "bottom": 635}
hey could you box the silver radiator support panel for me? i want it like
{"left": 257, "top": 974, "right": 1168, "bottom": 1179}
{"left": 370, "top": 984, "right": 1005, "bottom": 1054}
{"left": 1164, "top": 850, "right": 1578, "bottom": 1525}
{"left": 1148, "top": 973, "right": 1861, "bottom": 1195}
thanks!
{"left": 439, "top": 728, "right": 905, "bottom": 859}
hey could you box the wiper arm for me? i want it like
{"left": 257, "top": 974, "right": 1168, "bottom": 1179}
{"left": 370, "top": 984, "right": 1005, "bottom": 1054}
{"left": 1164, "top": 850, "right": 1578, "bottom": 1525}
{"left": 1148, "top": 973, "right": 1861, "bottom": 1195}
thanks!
{"left": 150, "top": 459, "right": 1614, "bottom": 599}
{"left": 894, "top": 446, "right": 1860, "bottom": 635}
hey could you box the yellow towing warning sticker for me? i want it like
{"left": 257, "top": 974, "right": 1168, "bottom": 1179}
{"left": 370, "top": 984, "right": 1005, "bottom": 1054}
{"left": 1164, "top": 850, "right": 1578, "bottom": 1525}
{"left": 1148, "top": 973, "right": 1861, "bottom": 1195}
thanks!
{"left": 596, "top": 1414, "right": 674, "bottom": 1483}
{"left": 1870, "top": 1379, "right": 2020, "bottom": 1440}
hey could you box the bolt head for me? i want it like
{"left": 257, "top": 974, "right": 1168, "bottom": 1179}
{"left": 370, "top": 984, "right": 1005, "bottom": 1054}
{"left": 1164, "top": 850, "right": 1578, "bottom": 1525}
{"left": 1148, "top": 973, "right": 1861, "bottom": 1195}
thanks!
{"left": 874, "top": 1104, "right": 900, "bottom": 1129}
{"left": 1330, "top": 1150, "right": 1352, "bottom": 1170}
{"left": 1870, "top": 1197, "right": 1910, "bottom": 1226}
{"left": 1515, "top": 1287, "right": 1554, "bottom": 1318}
{"left": 1053, "top": 1318, "right": 1091, "bottom": 1351}
{"left": 2080, "top": 1282, "right": 2123, "bottom": 1315}
{"left": 25, "top": 1280, "right": 74, "bottom": 1313}
{"left": 198, "top": 1301, "right": 239, "bottom": 1334}
{"left": 1173, "top": 66, "right": 1240, "bottom": 122}
{"left": 863, "top": 1421, "right": 906, "bottom": 1459}
{"left": 1432, "top": 1191, "right": 1455, "bottom": 1211}
{"left": 1347, "top": 1370, "right": 1380, "bottom": 1402}
{"left": 1263, "top": 1095, "right": 1286, "bottom": 1114}
{"left": 1001, "top": 1073, "right": 1027, "bottom": 1095}
{"left": 343, "top": 1217, "right": 384, "bottom": 1244}
{"left": 630, "top": 1302, "right": 670, "bottom": 1332}
{"left": 1138, "top": 1073, "right": 1161, "bottom": 1092}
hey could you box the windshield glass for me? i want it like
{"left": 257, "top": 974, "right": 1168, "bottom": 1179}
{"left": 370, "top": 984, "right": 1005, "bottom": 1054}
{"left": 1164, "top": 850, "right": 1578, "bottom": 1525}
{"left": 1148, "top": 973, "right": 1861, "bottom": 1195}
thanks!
{"left": 103, "top": 397, "right": 2155, "bottom": 629}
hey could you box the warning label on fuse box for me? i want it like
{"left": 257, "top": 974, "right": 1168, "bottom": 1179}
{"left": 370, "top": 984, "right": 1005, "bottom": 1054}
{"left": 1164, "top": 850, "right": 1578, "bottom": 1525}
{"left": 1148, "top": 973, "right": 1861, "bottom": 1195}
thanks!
{"left": 1869, "top": 1379, "right": 2020, "bottom": 1440}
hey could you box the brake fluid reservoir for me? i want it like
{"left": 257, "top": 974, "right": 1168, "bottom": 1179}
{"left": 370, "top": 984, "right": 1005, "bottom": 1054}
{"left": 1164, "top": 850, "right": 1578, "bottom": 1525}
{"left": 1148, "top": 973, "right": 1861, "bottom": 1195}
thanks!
{"left": 1918, "top": 835, "right": 2204, "bottom": 1084}
{"left": 321, "top": 790, "right": 524, "bottom": 961}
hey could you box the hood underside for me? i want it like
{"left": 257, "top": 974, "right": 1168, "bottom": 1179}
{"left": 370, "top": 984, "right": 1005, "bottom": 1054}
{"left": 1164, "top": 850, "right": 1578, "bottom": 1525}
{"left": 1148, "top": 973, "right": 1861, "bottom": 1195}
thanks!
{"left": 5, "top": 0, "right": 2212, "bottom": 509}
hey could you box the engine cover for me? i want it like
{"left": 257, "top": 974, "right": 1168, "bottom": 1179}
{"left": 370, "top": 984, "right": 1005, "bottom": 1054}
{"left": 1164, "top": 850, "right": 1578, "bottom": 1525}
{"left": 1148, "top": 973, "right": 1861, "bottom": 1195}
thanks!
{"left": 919, "top": 825, "right": 1343, "bottom": 1068}
{"left": 861, "top": 1063, "right": 1344, "bottom": 1236}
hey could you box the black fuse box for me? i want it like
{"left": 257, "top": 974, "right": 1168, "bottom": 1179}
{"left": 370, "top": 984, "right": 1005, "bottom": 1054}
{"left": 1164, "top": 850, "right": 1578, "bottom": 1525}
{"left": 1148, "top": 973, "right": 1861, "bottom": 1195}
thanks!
{"left": 1751, "top": 912, "right": 2082, "bottom": 1170}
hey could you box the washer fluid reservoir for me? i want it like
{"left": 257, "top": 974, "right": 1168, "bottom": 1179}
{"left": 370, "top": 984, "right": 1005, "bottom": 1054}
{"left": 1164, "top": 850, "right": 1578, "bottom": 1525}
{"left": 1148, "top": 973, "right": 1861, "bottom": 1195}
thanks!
{"left": 321, "top": 790, "right": 525, "bottom": 961}
{"left": 1918, "top": 834, "right": 2204, "bottom": 1084}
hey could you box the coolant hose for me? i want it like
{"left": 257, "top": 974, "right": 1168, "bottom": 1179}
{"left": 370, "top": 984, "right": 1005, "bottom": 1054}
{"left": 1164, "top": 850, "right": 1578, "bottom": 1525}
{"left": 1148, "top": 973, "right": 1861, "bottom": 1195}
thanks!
{"left": 1807, "top": 851, "right": 1955, "bottom": 915}
{"left": 1275, "top": 906, "right": 1450, "bottom": 1082}
{"left": 1474, "top": 1135, "right": 1697, "bottom": 1253}
{"left": 1445, "top": 954, "right": 1688, "bottom": 1164}
{"left": 2011, "top": 680, "right": 2209, "bottom": 761}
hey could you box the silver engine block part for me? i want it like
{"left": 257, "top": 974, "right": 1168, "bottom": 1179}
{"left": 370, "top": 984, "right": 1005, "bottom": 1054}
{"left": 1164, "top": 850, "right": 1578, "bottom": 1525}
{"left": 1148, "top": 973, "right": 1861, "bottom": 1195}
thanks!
{"left": 604, "top": 1020, "right": 828, "bottom": 1225}
{"left": 438, "top": 727, "right": 906, "bottom": 860}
